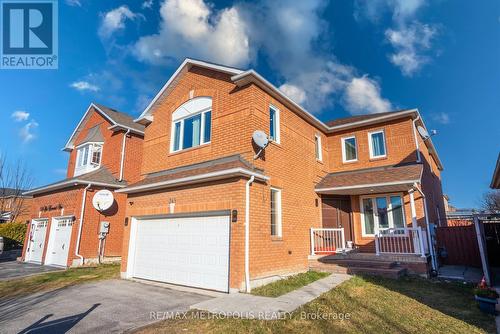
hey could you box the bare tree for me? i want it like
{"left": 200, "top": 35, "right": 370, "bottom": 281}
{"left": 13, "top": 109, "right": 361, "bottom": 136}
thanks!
{"left": 481, "top": 190, "right": 500, "bottom": 213}
{"left": 0, "top": 154, "right": 34, "bottom": 223}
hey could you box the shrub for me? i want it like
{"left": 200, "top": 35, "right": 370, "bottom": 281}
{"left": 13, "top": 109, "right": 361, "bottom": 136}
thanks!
{"left": 0, "top": 222, "right": 27, "bottom": 250}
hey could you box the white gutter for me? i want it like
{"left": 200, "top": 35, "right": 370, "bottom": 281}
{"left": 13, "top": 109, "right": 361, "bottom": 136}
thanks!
{"left": 75, "top": 183, "right": 91, "bottom": 265}
{"left": 412, "top": 115, "right": 422, "bottom": 163}
{"left": 315, "top": 179, "right": 420, "bottom": 193}
{"left": 107, "top": 124, "right": 144, "bottom": 135}
{"left": 119, "top": 129, "right": 131, "bottom": 182}
{"left": 23, "top": 180, "right": 125, "bottom": 196}
{"left": 244, "top": 175, "right": 255, "bottom": 293}
{"left": 117, "top": 168, "right": 269, "bottom": 194}
{"left": 413, "top": 183, "right": 438, "bottom": 272}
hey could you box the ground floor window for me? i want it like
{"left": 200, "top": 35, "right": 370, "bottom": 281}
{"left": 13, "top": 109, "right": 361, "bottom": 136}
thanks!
{"left": 361, "top": 194, "right": 406, "bottom": 236}
{"left": 270, "top": 188, "right": 282, "bottom": 237}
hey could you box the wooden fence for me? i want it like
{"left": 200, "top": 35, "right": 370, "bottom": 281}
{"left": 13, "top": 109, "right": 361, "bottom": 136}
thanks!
{"left": 436, "top": 225, "right": 481, "bottom": 267}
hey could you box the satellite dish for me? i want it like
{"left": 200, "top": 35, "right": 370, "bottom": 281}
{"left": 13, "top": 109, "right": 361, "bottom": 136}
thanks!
{"left": 252, "top": 130, "right": 269, "bottom": 149}
{"left": 92, "top": 189, "right": 114, "bottom": 211}
{"left": 417, "top": 126, "right": 430, "bottom": 140}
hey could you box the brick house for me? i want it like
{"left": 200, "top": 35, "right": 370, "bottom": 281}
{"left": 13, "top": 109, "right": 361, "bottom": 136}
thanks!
{"left": 117, "top": 59, "right": 446, "bottom": 293}
{"left": 22, "top": 104, "right": 144, "bottom": 267}
{"left": 0, "top": 188, "right": 32, "bottom": 223}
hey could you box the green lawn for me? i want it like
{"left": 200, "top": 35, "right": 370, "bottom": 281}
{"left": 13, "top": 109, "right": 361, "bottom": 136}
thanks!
{"left": 251, "top": 271, "right": 330, "bottom": 297}
{"left": 138, "top": 276, "right": 496, "bottom": 334}
{"left": 0, "top": 263, "right": 120, "bottom": 298}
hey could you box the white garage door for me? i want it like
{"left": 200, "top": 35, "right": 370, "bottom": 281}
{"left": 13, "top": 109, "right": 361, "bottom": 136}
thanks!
{"left": 131, "top": 214, "right": 230, "bottom": 292}
{"left": 26, "top": 219, "right": 48, "bottom": 263}
{"left": 45, "top": 217, "right": 74, "bottom": 267}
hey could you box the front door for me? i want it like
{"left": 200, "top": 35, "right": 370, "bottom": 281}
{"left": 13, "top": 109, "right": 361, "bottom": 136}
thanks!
{"left": 322, "top": 196, "right": 353, "bottom": 242}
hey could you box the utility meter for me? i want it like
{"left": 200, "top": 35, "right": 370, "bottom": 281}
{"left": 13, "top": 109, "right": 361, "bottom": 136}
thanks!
{"left": 99, "top": 221, "right": 110, "bottom": 235}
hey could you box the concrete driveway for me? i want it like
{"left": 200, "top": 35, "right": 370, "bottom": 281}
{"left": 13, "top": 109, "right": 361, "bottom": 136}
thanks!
{"left": 0, "top": 279, "right": 212, "bottom": 333}
{"left": 0, "top": 261, "right": 62, "bottom": 281}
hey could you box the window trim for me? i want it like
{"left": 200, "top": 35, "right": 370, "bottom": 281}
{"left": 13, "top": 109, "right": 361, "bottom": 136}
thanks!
{"left": 341, "top": 136, "right": 358, "bottom": 163}
{"left": 314, "top": 134, "right": 322, "bottom": 162}
{"left": 269, "top": 104, "right": 281, "bottom": 144}
{"left": 368, "top": 129, "right": 387, "bottom": 159}
{"left": 360, "top": 193, "right": 407, "bottom": 237}
{"left": 170, "top": 109, "right": 212, "bottom": 153}
{"left": 270, "top": 187, "right": 282, "bottom": 237}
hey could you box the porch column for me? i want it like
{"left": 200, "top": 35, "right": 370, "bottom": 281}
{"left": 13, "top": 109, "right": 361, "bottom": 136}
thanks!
{"left": 408, "top": 189, "right": 418, "bottom": 228}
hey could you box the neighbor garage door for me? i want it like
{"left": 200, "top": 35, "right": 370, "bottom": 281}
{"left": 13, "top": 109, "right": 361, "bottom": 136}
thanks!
{"left": 131, "top": 214, "right": 230, "bottom": 292}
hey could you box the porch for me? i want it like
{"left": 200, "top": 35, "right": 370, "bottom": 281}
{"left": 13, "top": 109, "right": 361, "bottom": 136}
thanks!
{"left": 312, "top": 164, "right": 436, "bottom": 276}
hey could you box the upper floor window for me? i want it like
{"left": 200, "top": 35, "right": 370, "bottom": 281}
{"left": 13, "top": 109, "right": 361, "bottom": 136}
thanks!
{"left": 269, "top": 105, "right": 280, "bottom": 143}
{"left": 75, "top": 143, "right": 102, "bottom": 176}
{"left": 170, "top": 97, "right": 212, "bottom": 153}
{"left": 341, "top": 136, "right": 357, "bottom": 163}
{"left": 314, "top": 134, "right": 322, "bottom": 161}
{"left": 368, "top": 130, "right": 386, "bottom": 159}
{"left": 270, "top": 188, "right": 282, "bottom": 237}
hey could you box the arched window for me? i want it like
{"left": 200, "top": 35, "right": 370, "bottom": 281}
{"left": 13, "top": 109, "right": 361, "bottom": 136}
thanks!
{"left": 170, "top": 97, "right": 212, "bottom": 152}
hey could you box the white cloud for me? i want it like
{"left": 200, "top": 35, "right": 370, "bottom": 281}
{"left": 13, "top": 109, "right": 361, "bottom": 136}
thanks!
{"left": 279, "top": 84, "right": 307, "bottom": 105}
{"left": 344, "top": 76, "right": 392, "bottom": 114}
{"left": 385, "top": 23, "right": 436, "bottom": 76}
{"left": 19, "top": 120, "right": 39, "bottom": 143}
{"left": 134, "top": 0, "right": 250, "bottom": 67}
{"left": 99, "top": 6, "right": 139, "bottom": 39}
{"left": 132, "top": 0, "right": 391, "bottom": 115}
{"left": 70, "top": 81, "right": 100, "bottom": 92}
{"left": 142, "top": 0, "right": 153, "bottom": 9}
{"left": 355, "top": 0, "right": 438, "bottom": 76}
{"left": 432, "top": 112, "right": 450, "bottom": 124}
{"left": 11, "top": 111, "right": 30, "bottom": 122}
{"left": 65, "top": 0, "right": 81, "bottom": 6}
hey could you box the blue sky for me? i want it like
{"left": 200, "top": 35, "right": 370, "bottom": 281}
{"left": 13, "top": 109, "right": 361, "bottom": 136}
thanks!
{"left": 0, "top": 0, "right": 498, "bottom": 209}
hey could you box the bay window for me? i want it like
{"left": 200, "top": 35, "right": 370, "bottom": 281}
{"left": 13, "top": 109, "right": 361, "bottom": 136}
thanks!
{"left": 361, "top": 194, "right": 406, "bottom": 236}
{"left": 75, "top": 143, "right": 102, "bottom": 176}
{"left": 171, "top": 97, "right": 212, "bottom": 153}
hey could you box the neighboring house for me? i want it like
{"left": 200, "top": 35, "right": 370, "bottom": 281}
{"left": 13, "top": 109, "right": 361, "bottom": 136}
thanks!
{"left": 0, "top": 188, "right": 32, "bottom": 223}
{"left": 21, "top": 104, "right": 144, "bottom": 267}
{"left": 117, "top": 58, "right": 446, "bottom": 293}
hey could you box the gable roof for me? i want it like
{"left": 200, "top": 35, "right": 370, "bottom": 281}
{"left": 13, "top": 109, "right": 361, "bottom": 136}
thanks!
{"left": 134, "top": 58, "right": 443, "bottom": 170}
{"left": 63, "top": 103, "right": 145, "bottom": 151}
{"left": 23, "top": 167, "right": 126, "bottom": 196}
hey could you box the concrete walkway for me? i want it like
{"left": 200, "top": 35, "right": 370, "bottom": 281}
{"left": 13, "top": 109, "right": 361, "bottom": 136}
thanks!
{"left": 190, "top": 273, "right": 351, "bottom": 319}
{"left": 438, "top": 265, "right": 483, "bottom": 283}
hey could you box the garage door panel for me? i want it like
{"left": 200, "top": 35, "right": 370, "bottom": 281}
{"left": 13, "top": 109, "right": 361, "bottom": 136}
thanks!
{"left": 132, "top": 215, "right": 230, "bottom": 292}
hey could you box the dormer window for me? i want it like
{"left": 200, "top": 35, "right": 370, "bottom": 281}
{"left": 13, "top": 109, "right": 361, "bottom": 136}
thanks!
{"left": 171, "top": 97, "right": 212, "bottom": 153}
{"left": 75, "top": 143, "right": 103, "bottom": 176}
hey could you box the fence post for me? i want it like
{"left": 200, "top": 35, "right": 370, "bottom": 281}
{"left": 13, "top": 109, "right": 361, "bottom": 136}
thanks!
{"left": 418, "top": 227, "right": 426, "bottom": 257}
{"left": 375, "top": 233, "right": 380, "bottom": 256}
{"left": 310, "top": 228, "right": 315, "bottom": 256}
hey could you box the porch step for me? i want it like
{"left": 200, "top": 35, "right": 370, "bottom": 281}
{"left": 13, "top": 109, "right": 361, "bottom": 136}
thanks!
{"left": 309, "top": 259, "right": 407, "bottom": 279}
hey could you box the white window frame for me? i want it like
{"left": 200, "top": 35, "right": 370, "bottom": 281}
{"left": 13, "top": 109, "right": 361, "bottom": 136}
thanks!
{"left": 74, "top": 142, "right": 103, "bottom": 176}
{"left": 341, "top": 136, "right": 357, "bottom": 163}
{"left": 368, "top": 130, "right": 387, "bottom": 159}
{"left": 170, "top": 109, "right": 211, "bottom": 153}
{"left": 269, "top": 104, "right": 280, "bottom": 144}
{"left": 270, "top": 187, "right": 282, "bottom": 237}
{"left": 314, "top": 134, "right": 322, "bottom": 162}
{"left": 360, "top": 193, "right": 407, "bottom": 237}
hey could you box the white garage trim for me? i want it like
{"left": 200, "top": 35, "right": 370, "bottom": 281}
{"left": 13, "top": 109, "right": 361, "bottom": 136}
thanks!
{"left": 126, "top": 211, "right": 231, "bottom": 292}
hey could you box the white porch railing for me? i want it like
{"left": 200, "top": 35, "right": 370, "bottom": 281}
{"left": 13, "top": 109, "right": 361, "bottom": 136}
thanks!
{"left": 375, "top": 227, "right": 428, "bottom": 257}
{"left": 310, "top": 228, "right": 345, "bottom": 255}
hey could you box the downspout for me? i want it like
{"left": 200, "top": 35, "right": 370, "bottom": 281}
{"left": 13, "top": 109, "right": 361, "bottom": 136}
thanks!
{"left": 75, "top": 183, "right": 91, "bottom": 266}
{"left": 413, "top": 183, "right": 438, "bottom": 272}
{"left": 119, "top": 129, "right": 131, "bottom": 182}
{"left": 245, "top": 175, "right": 255, "bottom": 293}
{"left": 412, "top": 115, "right": 422, "bottom": 163}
